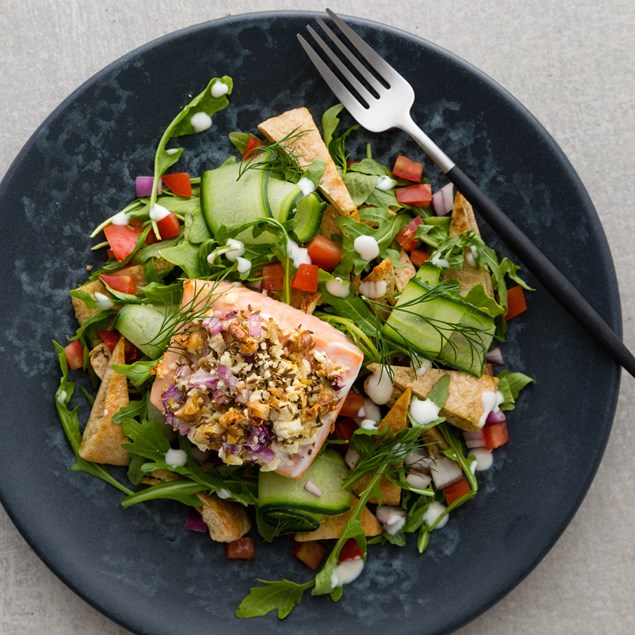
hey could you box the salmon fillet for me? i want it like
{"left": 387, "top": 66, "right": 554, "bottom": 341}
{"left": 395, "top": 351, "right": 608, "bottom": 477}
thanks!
{"left": 150, "top": 280, "right": 364, "bottom": 478}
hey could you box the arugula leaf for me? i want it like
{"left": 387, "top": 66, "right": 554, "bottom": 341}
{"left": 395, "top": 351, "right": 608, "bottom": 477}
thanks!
{"left": 120, "top": 481, "right": 205, "bottom": 508}
{"left": 343, "top": 172, "right": 378, "bottom": 207}
{"left": 303, "top": 159, "right": 326, "bottom": 188}
{"left": 322, "top": 103, "right": 344, "bottom": 149}
{"left": 496, "top": 370, "right": 534, "bottom": 410}
{"left": 112, "top": 360, "right": 157, "bottom": 388}
{"left": 236, "top": 579, "right": 314, "bottom": 619}
{"left": 425, "top": 374, "right": 451, "bottom": 409}
{"left": 348, "top": 157, "right": 391, "bottom": 177}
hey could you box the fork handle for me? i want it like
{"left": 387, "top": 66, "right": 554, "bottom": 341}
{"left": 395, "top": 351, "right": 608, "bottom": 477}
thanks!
{"left": 446, "top": 164, "right": 634, "bottom": 378}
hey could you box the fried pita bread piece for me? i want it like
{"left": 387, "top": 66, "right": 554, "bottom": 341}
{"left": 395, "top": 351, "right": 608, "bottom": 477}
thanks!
{"left": 142, "top": 471, "right": 252, "bottom": 542}
{"left": 79, "top": 337, "right": 129, "bottom": 465}
{"left": 258, "top": 107, "right": 359, "bottom": 220}
{"left": 372, "top": 364, "right": 499, "bottom": 432}
{"left": 196, "top": 492, "right": 252, "bottom": 543}
{"left": 444, "top": 192, "right": 493, "bottom": 297}
{"left": 89, "top": 342, "right": 112, "bottom": 381}
{"left": 395, "top": 249, "right": 417, "bottom": 292}
{"left": 290, "top": 289, "right": 322, "bottom": 315}
{"left": 350, "top": 387, "right": 412, "bottom": 505}
{"left": 294, "top": 495, "right": 382, "bottom": 541}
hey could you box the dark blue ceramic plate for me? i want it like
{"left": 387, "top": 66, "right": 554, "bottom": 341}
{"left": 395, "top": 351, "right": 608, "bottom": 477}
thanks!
{"left": 0, "top": 11, "right": 621, "bottom": 635}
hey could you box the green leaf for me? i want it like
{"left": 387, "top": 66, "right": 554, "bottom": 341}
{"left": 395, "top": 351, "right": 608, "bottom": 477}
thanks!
{"left": 322, "top": 103, "right": 344, "bottom": 149}
{"left": 120, "top": 480, "right": 206, "bottom": 508}
{"left": 303, "top": 159, "right": 326, "bottom": 188}
{"left": 426, "top": 374, "right": 451, "bottom": 409}
{"left": 235, "top": 579, "right": 314, "bottom": 619}
{"left": 112, "top": 360, "right": 158, "bottom": 388}
{"left": 348, "top": 157, "right": 391, "bottom": 177}
{"left": 343, "top": 172, "right": 378, "bottom": 207}
{"left": 463, "top": 285, "right": 506, "bottom": 318}
{"left": 496, "top": 370, "right": 534, "bottom": 410}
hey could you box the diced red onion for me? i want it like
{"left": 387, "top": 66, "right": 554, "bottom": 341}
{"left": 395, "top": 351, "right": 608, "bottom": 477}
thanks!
{"left": 202, "top": 316, "right": 223, "bottom": 336}
{"left": 430, "top": 456, "right": 463, "bottom": 490}
{"left": 223, "top": 310, "right": 237, "bottom": 320}
{"left": 217, "top": 364, "right": 238, "bottom": 388}
{"left": 485, "top": 410, "right": 507, "bottom": 426}
{"left": 344, "top": 447, "right": 360, "bottom": 470}
{"left": 486, "top": 345, "right": 505, "bottom": 365}
{"left": 136, "top": 176, "right": 161, "bottom": 197}
{"left": 184, "top": 509, "right": 208, "bottom": 533}
{"left": 432, "top": 182, "right": 454, "bottom": 216}
{"left": 406, "top": 470, "right": 432, "bottom": 490}
{"left": 375, "top": 506, "right": 407, "bottom": 535}
{"left": 463, "top": 430, "right": 486, "bottom": 449}
{"left": 245, "top": 425, "right": 271, "bottom": 452}
{"left": 253, "top": 446, "right": 276, "bottom": 463}
{"left": 189, "top": 372, "right": 218, "bottom": 389}
{"left": 304, "top": 479, "right": 323, "bottom": 497}
{"left": 404, "top": 451, "right": 435, "bottom": 470}
{"left": 162, "top": 383, "right": 184, "bottom": 406}
{"left": 248, "top": 313, "right": 262, "bottom": 338}
{"left": 165, "top": 412, "right": 191, "bottom": 436}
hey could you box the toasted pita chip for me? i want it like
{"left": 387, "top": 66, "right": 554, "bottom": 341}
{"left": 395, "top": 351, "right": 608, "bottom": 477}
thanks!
{"left": 294, "top": 495, "right": 382, "bottom": 541}
{"left": 258, "top": 107, "right": 359, "bottom": 219}
{"left": 351, "top": 387, "right": 411, "bottom": 505}
{"left": 196, "top": 492, "right": 252, "bottom": 543}
{"left": 89, "top": 342, "right": 111, "bottom": 381}
{"left": 79, "top": 337, "right": 129, "bottom": 465}
{"left": 373, "top": 364, "right": 499, "bottom": 432}
{"left": 395, "top": 249, "right": 417, "bottom": 292}
{"left": 446, "top": 193, "right": 493, "bottom": 296}
{"left": 290, "top": 289, "right": 322, "bottom": 315}
{"left": 71, "top": 279, "right": 109, "bottom": 326}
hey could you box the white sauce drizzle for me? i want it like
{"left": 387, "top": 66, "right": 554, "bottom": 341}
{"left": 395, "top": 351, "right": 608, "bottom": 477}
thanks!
{"left": 360, "top": 418, "right": 378, "bottom": 430}
{"left": 358, "top": 280, "right": 387, "bottom": 299}
{"left": 235, "top": 257, "right": 251, "bottom": 274}
{"left": 364, "top": 367, "right": 393, "bottom": 405}
{"left": 149, "top": 203, "right": 171, "bottom": 221}
{"left": 478, "top": 390, "right": 505, "bottom": 428}
{"left": 110, "top": 211, "right": 130, "bottom": 226}
{"left": 190, "top": 111, "right": 212, "bottom": 132}
{"left": 430, "top": 253, "right": 450, "bottom": 268}
{"left": 423, "top": 501, "right": 449, "bottom": 529}
{"left": 164, "top": 448, "right": 187, "bottom": 468}
{"left": 353, "top": 235, "right": 380, "bottom": 261}
{"left": 325, "top": 277, "right": 350, "bottom": 298}
{"left": 225, "top": 239, "right": 245, "bottom": 262}
{"left": 409, "top": 396, "right": 441, "bottom": 426}
{"left": 210, "top": 80, "right": 229, "bottom": 98}
{"left": 287, "top": 239, "right": 312, "bottom": 268}
{"left": 331, "top": 558, "right": 364, "bottom": 588}
{"left": 94, "top": 292, "right": 114, "bottom": 311}
{"left": 469, "top": 448, "right": 494, "bottom": 471}
{"left": 297, "top": 177, "right": 316, "bottom": 196}
{"left": 375, "top": 175, "right": 396, "bottom": 191}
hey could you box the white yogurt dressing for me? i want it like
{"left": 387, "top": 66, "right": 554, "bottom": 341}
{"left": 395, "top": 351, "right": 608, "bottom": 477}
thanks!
{"left": 331, "top": 558, "right": 365, "bottom": 588}
{"left": 353, "top": 235, "right": 380, "bottom": 261}
{"left": 478, "top": 390, "right": 505, "bottom": 428}
{"left": 364, "top": 367, "right": 393, "bottom": 405}
{"left": 325, "top": 277, "right": 350, "bottom": 298}
{"left": 110, "top": 211, "right": 131, "bottom": 226}
{"left": 287, "top": 239, "right": 312, "bottom": 268}
{"left": 375, "top": 175, "right": 396, "bottom": 191}
{"left": 210, "top": 80, "right": 229, "bottom": 98}
{"left": 164, "top": 448, "right": 187, "bottom": 468}
{"left": 297, "top": 176, "right": 316, "bottom": 196}
{"left": 190, "top": 111, "right": 212, "bottom": 132}
{"left": 358, "top": 280, "right": 386, "bottom": 299}
{"left": 149, "top": 203, "right": 171, "bottom": 221}
{"left": 469, "top": 448, "right": 494, "bottom": 471}
{"left": 225, "top": 238, "right": 245, "bottom": 262}
{"left": 430, "top": 253, "right": 450, "bottom": 268}
{"left": 94, "top": 292, "right": 115, "bottom": 311}
{"left": 423, "top": 501, "right": 449, "bottom": 529}
{"left": 235, "top": 257, "right": 251, "bottom": 274}
{"left": 409, "top": 396, "right": 441, "bottom": 426}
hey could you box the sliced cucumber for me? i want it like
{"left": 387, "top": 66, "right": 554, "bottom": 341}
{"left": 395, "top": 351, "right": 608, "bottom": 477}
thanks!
{"left": 290, "top": 193, "right": 326, "bottom": 243}
{"left": 257, "top": 449, "right": 352, "bottom": 533}
{"left": 200, "top": 161, "right": 303, "bottom": 240}
{"left": 114, "top": 303, "right": 169, "bottom": 359}
{"left": 385, "top": 274, "right": 495, "bottom": 376}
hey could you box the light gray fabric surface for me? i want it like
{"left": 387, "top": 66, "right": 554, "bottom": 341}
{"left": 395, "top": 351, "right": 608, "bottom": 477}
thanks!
{"left": 1, "top": 1, "right": 633, "bottom": 633}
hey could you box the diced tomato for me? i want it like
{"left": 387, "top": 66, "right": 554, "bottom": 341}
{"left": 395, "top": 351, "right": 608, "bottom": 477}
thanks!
{"left": 261, "top": 263, "right": 285, "bottom": 292}
{"left": 392, "top": 154, "right": 424, "bottom": 183}
{"left": 242, "top": 135, "right": 264, "bottom": 160}
{"left": 346, "top": 159, "right": 360, "bottom": 168}
{"left": 396, "top": 216, "right": 423, "bottom": 251}
{"left": 483, "top": 362, "right": 495, "bottom": 377}
{"left": 443, "top": 476, "right": 472, "bottom": 505}
{"left": 339, "top": 391, "right": 366, "bottom": 418}
{"left": 103, "top": 224, "right": 142, "bottom": 262}
{"left": 293, "top": 540, "right": 326, "bottom": 570}
{"left": 505, "top": 285, "right": 527, "bottom": 320}
{"left": 484, "top": 421, "right": 509, "bottom": 451}
{"left": 156, "top": 211, "right": 181, "bottom": 240}
{"left": 291, "top": 264, "right": 319, "bottom": 293}
{"left": 338, "top": 538, "right": 364, "bottom": 563}
{"left": 124, "top": 340, "right": 141, "bottom": 364}
{"left": 161, "top": 172, "right": 192, "bottom": 198}
{"left": 129, "top": 219, "right": 159, "bottom": 245}
{"left": 410, "top": 249, "right": 429, "bottom": 267}
{"left": 396, "top": 183, "right": 432, "bottom": 207}
{"left": 97, "top": 329, "right": 120, "bottom": 352}
{"left": 99, "top": 272, "right": 138, "bottom": 295}
{"left": 63, "top": 340, "right": 84, "bottom": 371}
{"left": 225, "top": 536, "right": 255, "bottom": 560}
{"left": 331, "top": 417, "right": 358, "bottom": 442}
{"left": 306, "top": 235, "right": 342, "bottom": 272}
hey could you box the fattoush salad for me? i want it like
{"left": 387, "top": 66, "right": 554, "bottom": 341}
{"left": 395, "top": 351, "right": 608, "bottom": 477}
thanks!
{"left": 54, "top": 75, "right": 533, "bottom": 618}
